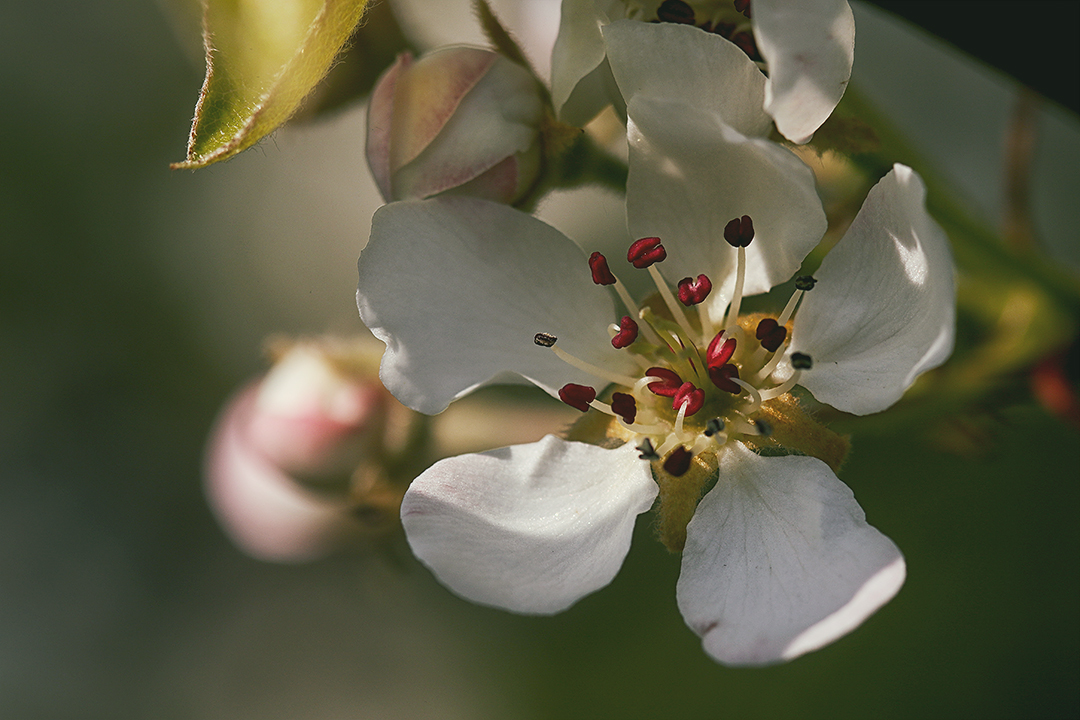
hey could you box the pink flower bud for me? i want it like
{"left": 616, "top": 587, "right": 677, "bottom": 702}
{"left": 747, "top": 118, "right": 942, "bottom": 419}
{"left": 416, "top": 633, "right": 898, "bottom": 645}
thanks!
{"left": 204, "top": 343, "right": 400, "bottom": 562}
{"left": 367, "top": 47, "right": 544, "bottom": 204}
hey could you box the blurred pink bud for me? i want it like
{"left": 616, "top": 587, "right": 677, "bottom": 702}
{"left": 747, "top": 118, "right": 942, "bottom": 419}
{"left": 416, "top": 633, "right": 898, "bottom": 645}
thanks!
{"left": 367, "top": 47, "right": 544, "bottom": 204}
{"left": 204, "top": 344, "right": 400, "bottom": 562}
{"left": 246, "top": 345, "right": 388, "bottom": 478}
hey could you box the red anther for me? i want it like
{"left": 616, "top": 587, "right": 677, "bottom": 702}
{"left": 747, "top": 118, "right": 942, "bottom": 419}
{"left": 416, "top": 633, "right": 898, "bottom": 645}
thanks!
{"left": 611, "top": 392, "right": 637, "bottom": 424}
{"left": 627, "top": 237, "right": 667, "bottom": 268}
{"left": 730, "top": 31, "right": 762, "bottom": 61}
{"left": 646, "top": 367, "right": 683, "bottom": 397}
{"left": 589, "top": 252, "right": 616, "bottom": 286}
{"left": 663, "top": 446, "right": 693, "bottom": 477}
{"left": 733, "top": 0, "right": 752, "bottom": 19}
{"left": 611, "top": 316, "right": 639, "bottom": 349}
{"left": 558, "top": 383, "right": 596, "bottom": 412}
{"left": 706, "top": 332, "right": 737, "bottom": 368}
{"left": 723, "top": 215, "right": 755, "bottom": 247}
{"left": 656, "top": 0, "right": 695, "bottom": 24}
{"left": 755, "top": 318, "right": 787, "bottom": 352}
{"left": 677, "top": 274, "right": 713, "bottom": 306}
{"left": 708, "top": 363, "right": 741, "bottom": 394}
{"left": 673, "top": 382, "right": 705, "bottom": 416}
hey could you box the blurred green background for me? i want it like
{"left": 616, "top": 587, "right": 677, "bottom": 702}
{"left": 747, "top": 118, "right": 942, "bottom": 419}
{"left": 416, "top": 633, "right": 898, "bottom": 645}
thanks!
{"left": 1, "top": 1, "right": 1077, "bottom": 718}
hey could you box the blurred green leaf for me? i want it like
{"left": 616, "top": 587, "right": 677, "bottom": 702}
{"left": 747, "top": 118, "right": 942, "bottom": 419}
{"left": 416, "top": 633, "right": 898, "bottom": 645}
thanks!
{"left": 171, "top": 0, "right": 370, "bottom": 169}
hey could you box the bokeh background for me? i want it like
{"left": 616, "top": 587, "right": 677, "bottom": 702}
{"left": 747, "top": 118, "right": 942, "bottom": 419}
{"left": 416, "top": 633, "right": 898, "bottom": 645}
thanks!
{"left": 1, "top": 1, "right": 1077, "bottom": 718}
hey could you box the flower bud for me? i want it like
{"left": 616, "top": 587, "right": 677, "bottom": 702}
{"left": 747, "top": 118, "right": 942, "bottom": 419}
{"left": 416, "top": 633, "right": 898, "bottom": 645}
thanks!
{"left": 204, "top": 341, "right": 405, "bottom": 562}
{"left": 367, "top": 47, "right": 544, "bottom": 204}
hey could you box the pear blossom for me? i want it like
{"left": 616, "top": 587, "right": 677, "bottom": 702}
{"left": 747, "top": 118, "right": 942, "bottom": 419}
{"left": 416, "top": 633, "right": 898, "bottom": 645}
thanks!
{"left": 355, "top": 156, "right": 954, "bottom": 664}
{"left": 367, "top": 46, "right": 545, "bottom": 204}
{"left": 551, "top": 0, "right": 854, "bottom": 143}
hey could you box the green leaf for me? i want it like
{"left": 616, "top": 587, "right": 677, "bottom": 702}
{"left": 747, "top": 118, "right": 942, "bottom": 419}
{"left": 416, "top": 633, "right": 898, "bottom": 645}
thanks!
{"left": 172, "top": 0, "right": 370, "bottom": 169}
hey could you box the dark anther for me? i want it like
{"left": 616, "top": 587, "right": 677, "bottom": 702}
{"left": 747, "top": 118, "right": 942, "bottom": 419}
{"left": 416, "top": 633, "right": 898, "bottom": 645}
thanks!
{"left": 589, "top": 252, "right": 616, "bottom": 286}
{"left": 611, "top": 316, "right": 639, "bottom": 349}
{"left": 730, "top": 31, "right": 762, "bottom": 62}
{"left": 534, "top": 332, "right": 557, "bottom": 347}
{"left": 723, "top": 215, "right": 755, "bottom": 248}
{"left": 673, "top": 382, "right": 705, "bottom": 416}
{"left": 677, "top": 274, "right": 713, "bottom": 306}
{"left": 704, "top": 417, "right": 725, "bottom": 437}
{"left": 709, "top": 363, "right": 741, "bottom": 394}
{"left": 646, "top": 366, "right": 683, "bottom": 397}
{"left": 656, "top": 0, "right": 696, "bottom": 24}
{"left": 663, "top": 446, "right": 693, "bottom": 477}
{"left": 754, "top": 419, "right": 772, "bottom": 437}
{"left": 791, "top": 352, "right": 813, "bottom": 370}
{"left": 795, "top": 275, "right": 817, "bottom": 291}
{"left": 611, "top": 392, "right": 637, "bottom": 424}
{"left": 733, "top": 0, "right": 752, "bottom": 19}
{"left": 756, "top": 318, "right": 787, "bottom": 352}
{"left": 627, "top": 237, "right": 667, "bottom": 268}
{"left": 637, "top": 438, "right": 660, "bottom": 461}
{"left": 558, "top": 383, "right": 596, "bottom": 412}
{"left": 707, "top": 332, "right": 736, "bottom": 368}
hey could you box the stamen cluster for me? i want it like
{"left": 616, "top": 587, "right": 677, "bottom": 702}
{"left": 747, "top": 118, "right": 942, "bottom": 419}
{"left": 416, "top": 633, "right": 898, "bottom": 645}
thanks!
{"left": 535, "top": 215, "right": 815, "bottom": 479}
{"left": 648, "top": 0, "right": 761, "bottom": 62}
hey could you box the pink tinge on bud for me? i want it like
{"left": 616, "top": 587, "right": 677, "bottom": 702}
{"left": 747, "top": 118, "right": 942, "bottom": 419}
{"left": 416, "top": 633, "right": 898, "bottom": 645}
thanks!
{"left": 663, "top": 446, "right": 693, "bottom": 477}
{"left": 612, "top": 316, "right": 640, "bottom": 348}
{"left": 366, "top": 46, "right": 544, "bottom": 204}
{"left": 755, "top": 318, "right": 787, "bottom": 352}
{"left": 205, "top": 383, "right": 372, "bottom": 563}
{"left": 559, "top": 383, "right": 597, "bottom": 412}
{"left": 723, "top": 215, "right": 755, "bottom": 247}
{"left": 646, "top": 366, "right": 684, "bottom": 397}
{"left": 611, "top": 392, "right": 638, "bottom": 424}
{"left": 709, "top": 363, "right": 742, "bottom": 394}
{"left": 673, "top": 382, "right": 705, "bottom": 416}
{"left": 247, "top": 349, "right": 387, "bottom": 478}
{"left": 627, "top": 237, "right": 667, "bottom": 268}
{"left": 677, "top": 274, "right": 713, "bottom": 306}
{"left": 706, "top": 332, "right": 737, "bottom": 368}
{"left": 589, "top": 252, "right": 617, "bottom": 285}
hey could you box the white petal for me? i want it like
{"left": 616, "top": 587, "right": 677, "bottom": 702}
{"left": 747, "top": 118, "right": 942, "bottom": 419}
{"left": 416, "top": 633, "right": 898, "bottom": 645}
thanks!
{"left": 401, "top": 436, "right": 658, "bottom": 614}
{"left": 677, "top": 443, "right": 905, "bottom": 666}
{"left": 604, "top": 20, "right": 772, "bottom": 139}
{"left": 626, "top": 95, "right": 826, "bottom": 318}
{"left": 792, "top": 164, "right": 956, "bottom": 415}
{"left": 356, "top": 197, "right": 635, "bottom": 415}
{"left": 550, "top": 0, "right": 622, "bottom": 125}
{"left": 753, "top": 0, "right": 855, "bottom": 144}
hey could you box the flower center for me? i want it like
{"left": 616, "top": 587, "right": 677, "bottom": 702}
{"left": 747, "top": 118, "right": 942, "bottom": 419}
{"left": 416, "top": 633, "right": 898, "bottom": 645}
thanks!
{"left": 534, "top": 216, "right": 851, "bottom": 552}
{"left": 622, "top": 0, "right": 762, "bottom": 62}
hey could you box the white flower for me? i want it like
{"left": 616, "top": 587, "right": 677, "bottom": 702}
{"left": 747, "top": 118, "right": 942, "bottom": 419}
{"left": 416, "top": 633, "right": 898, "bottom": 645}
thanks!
{"left": 551, "top": 0, "right": 854, "bottom": 143}
{"left": 355, "top": 156, "right": 955, "bottom": 664}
